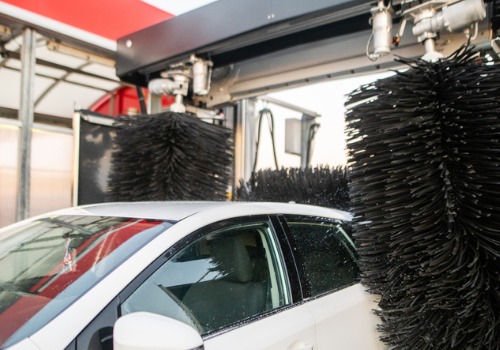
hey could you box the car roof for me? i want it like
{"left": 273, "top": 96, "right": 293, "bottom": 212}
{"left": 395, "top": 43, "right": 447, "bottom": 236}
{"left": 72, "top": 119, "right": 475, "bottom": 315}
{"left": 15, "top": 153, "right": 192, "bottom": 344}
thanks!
{"left": 54, "top": 201, "right": 352, "bottom": 222}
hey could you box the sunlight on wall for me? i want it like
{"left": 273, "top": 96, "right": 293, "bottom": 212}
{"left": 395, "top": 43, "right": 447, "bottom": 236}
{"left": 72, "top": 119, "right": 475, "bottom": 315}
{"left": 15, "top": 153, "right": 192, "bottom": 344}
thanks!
{"left": 0, "top": 125, "right": 73, "bottom": 228}
{"left": 255, "top": 71, "right": 395, "bottom": 170}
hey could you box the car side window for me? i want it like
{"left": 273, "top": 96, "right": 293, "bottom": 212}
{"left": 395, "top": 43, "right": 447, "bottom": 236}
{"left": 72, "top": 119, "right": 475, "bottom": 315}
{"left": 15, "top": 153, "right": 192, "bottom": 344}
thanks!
{"left": 121, "top": 221, "right": 290, "bottom": 335}
{"left": 284, "top": 217, "right": 360, "bottom": 297}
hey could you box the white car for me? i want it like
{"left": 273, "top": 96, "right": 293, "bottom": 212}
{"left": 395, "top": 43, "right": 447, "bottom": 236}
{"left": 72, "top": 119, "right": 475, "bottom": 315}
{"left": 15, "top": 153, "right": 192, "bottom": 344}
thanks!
{"left": 0, "top": 202, "right": 384, "bottom": 350}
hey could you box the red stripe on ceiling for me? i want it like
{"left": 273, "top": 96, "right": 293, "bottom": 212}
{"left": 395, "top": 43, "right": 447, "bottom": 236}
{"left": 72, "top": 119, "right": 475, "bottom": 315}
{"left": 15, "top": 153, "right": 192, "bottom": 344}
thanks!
{"left": 2, "top": 0, "right": 174, "bottom": 40}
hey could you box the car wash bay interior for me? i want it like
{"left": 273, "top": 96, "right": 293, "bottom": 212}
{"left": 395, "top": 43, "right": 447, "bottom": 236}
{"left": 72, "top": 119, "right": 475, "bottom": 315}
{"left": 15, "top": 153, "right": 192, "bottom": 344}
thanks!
{"left": 1, "top": 0, "right": 500, "bottom": 349}
{"left": 3, "top": 0, "right": 491, "bottom": 226}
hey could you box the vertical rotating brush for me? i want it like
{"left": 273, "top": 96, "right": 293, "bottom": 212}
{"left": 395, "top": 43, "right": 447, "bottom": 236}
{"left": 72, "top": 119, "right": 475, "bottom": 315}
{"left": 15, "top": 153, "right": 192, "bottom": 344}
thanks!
{"left": 345, "top": 46, "right": 500, "bottom": 349}
{"left": 107, "top": 111, "right": 233, "bottom": 201}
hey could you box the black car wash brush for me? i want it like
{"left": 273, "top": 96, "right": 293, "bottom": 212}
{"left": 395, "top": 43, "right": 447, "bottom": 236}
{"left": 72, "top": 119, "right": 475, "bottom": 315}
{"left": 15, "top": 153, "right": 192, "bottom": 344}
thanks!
{"left": 236, "top": 166, "right": 350, "bottom": 210}
{"left": 107, "top": 111, "right": 233, "bottom": 201}
{"left": 345, "top": 46, "right": 500, "bottom": 350}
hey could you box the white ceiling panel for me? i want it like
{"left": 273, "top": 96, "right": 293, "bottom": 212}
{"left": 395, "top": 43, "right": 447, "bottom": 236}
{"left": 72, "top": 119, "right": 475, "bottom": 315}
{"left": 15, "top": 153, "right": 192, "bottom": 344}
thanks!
{"left": 34, "top": 75, "right": 58, "bottom": 103}
{"left": 0, "top": 69, "right": 22, "bottom": 109}
{"left": 35, "top": 64, "right": 67, "bottom": 79}
{"left": 2, "top": 59, "right": 21, "bottom": 70}
{"left": 81, "top": 63, "right": 119, "bottom": 81}
{"left": 65, "top": 72, "right": 121, "bottom": 91}
{"left": 35, "top": 82, "right": 105, "bottom": 118}
{"left": 2, "top": 58, "right": 67, "bottom": 79}
{"left": 36, "top": 45, "right": 88, "bottom": 69}
{"left": 4, "top": 35, "right": 22, "bottom": 52}
{"left": 0, "top": 69, "right": 56, "bottom": 110}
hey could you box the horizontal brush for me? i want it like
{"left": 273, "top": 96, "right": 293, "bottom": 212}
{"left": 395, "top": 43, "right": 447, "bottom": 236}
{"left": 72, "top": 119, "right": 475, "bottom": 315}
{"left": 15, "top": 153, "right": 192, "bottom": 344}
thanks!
{"left": 237, "top": 166, "right": 350, "bottom": 210}
{"left": 107, "top": 111, "right": 233, "bottom": 201}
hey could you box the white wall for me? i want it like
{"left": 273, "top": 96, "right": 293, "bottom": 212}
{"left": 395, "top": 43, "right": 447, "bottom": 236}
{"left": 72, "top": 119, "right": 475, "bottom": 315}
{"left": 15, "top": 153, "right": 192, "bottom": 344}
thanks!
{"left": 254, "top": 72, "right": 395, "bottom": 170}
{"left": 0, "top": 121, "right": 73, "bottom": 228}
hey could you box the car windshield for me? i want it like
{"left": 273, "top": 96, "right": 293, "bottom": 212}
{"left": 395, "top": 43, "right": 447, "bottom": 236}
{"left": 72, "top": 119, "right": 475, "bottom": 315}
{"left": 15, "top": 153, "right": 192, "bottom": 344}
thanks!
{"left": 0, "top": 215, "right": 171, "bottom": 348}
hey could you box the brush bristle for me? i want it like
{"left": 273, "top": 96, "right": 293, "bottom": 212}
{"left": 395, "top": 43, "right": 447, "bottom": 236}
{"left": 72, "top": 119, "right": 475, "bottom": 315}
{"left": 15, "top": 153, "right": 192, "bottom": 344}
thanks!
{"left": 107, "top": 111, "right": 233, "bottom": 201}
{"left": 345, "top": 46, "right": 500, "bottom": 349}
{"left": 237, "top": 166, "right": 350, "bottom": 210}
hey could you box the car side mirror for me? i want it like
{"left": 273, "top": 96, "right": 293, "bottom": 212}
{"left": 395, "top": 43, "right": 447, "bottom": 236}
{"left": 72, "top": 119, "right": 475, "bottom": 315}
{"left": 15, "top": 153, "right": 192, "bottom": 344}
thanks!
{"left": 113, "top": 312, "right": 204, "bottom": 350}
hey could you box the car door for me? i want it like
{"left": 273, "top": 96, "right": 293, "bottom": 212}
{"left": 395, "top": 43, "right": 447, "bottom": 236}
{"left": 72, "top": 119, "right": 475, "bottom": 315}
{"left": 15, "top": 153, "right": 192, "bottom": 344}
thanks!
{"left": 119, "top": 216, "right": 317, "bottom": 350}
{"left": 282, "top": 215, "right": 385, "bottom": 350}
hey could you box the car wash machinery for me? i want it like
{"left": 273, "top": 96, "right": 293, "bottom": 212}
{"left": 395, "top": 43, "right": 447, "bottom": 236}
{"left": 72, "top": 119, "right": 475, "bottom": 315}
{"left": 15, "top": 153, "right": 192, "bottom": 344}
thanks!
{"left": 115, "top": 3, "right": 499, "bottom": 347}
{"left": 115, "top": 0, "right": 498, "bottom": 183}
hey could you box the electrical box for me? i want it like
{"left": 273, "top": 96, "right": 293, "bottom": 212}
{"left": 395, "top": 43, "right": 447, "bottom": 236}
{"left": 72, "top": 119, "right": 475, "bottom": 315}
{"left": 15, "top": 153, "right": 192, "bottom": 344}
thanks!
{"left": 285, "top": 118, "right": 302, "bottom": 155}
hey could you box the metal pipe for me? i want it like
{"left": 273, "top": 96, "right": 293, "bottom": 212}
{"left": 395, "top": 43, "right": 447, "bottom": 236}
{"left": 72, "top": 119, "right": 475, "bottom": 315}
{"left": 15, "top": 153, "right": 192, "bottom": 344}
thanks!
{"left": 370, "top": 0, "right": 393, "bottom": 59}
{"left": 244, "top": 100, "right": 257, "bottom": 181}
{"left": 233, "top": 101, "right": 245, "bottom": 194}
{"left": 424, "top": 39, "right": 437, "bottom": 55}
{"left": 16, "top": 27, "right": 36, "bottom": 221}
{"left": 72, "top": 112, "right": 81, "bottom": 207}
{"left": 0, "top": 117, "right": 72, "bottom": 134}
{"left": 234, "top": 99, "right": 256, "bottom": 185}
{"left": 412, "top": 0, "right": 486, "bottom": 36}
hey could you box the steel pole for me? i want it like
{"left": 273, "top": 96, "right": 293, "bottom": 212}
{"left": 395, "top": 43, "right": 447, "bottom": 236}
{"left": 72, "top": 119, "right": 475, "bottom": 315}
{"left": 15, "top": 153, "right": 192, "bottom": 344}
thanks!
{"left": 234, "top": 99, "right": 256, "bottom": 186}
{"left": 16, "top": 27, "right": 36, "bottom": 221}
{"left": 233, "top": 100, "right": 246, "bottom": 188}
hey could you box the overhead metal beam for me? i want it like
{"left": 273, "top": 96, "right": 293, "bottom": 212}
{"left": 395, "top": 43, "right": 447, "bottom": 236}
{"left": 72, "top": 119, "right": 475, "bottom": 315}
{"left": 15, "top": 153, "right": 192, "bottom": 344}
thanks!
{"left": 0, "top": 116, "right": 72, "bottom": 134}
{"left": 116, "top": 0, "right": 373, "bottom": 86}
{"left": 202, "top": 18, "right": 491, "bottom": 106}
{"left": 0, "top": 106, "right": 73, "bottom": 128}
{"left": 234, "top": 99, "right": 257, "bottom": 184}
{"left": 115, "top": 0, "right": 492, "bottom": 107}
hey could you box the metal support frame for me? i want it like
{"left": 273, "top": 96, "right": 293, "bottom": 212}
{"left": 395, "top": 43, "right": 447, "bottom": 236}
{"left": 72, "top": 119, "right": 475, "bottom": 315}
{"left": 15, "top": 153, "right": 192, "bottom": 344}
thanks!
{"left": 116, "top": 0, "right": 374, "bottom": 85}
{"left": 116, "top": 0, "right": 492, "bottom": 107}
{"left": 16, "top": 27, "right": 36, "bottom": 221}
{"left": 234, "top": 99, "right": 257, "bottom": 186}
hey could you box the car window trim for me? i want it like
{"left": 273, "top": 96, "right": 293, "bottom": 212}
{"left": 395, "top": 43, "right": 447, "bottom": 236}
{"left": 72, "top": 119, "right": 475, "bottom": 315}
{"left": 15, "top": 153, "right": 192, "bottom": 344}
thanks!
{"left": 279, "top": 215, "right": 354, "bottom": 300}
{"left": 271, "top": 215, "right": 305, "bottom": 303}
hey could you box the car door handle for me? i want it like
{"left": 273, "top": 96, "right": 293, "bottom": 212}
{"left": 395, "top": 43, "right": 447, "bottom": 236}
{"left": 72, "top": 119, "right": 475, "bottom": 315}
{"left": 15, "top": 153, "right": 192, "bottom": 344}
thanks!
{"left": 288, "top": 340, "right": 315, "bottom": 350}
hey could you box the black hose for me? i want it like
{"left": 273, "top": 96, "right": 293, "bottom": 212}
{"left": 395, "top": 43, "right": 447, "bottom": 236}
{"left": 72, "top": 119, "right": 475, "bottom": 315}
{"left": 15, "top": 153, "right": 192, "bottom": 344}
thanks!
{"left": 306, "top": 122, "right": 320, "bottom": 166}
{"left": 135, "top": 86, "right": 147, "bottom": 115}
{"left": 252, "top": 108, "right": 279, "bottom": 173}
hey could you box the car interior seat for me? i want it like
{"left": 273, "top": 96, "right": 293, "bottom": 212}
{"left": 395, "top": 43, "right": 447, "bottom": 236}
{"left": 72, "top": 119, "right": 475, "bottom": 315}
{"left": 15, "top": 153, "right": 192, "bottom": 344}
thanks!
{"left": 182, "top": 235, "right": 267, "bottom": 333}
